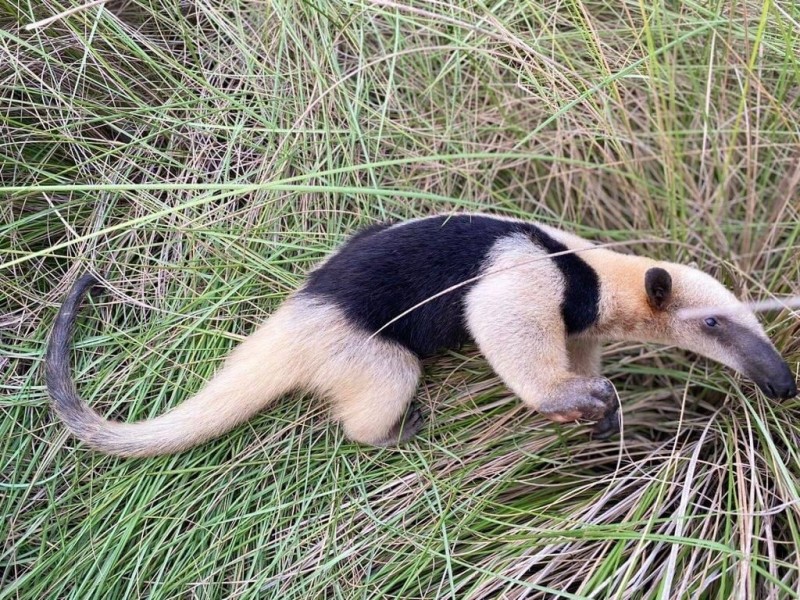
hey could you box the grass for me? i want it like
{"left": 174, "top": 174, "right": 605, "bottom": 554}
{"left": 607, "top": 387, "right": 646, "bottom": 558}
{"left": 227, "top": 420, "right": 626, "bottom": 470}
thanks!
{"left": 2, "top": 0, "right": 799, "bottom": 597}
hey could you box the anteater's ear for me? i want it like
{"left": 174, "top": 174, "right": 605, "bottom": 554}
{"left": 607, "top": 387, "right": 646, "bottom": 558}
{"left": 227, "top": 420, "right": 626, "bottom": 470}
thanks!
{"left": 645, "top": 267, "right": 672, "bottom": 310}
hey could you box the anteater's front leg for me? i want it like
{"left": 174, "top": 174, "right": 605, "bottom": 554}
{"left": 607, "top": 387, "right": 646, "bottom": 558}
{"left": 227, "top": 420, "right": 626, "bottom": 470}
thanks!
{"left": 567, "top": 337, "right": 619, "bottom": 438}
{"left": 567, "top": 337, "right": 602, "bottom": 377}
{"left": 465, "top": 259, "right": 617, "bottom": 433}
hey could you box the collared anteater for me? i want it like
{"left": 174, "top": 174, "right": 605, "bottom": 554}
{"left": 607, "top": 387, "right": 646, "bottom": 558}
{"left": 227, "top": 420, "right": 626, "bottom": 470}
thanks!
{"left": 46, "top": 214, "right": 797, "bottom": 457}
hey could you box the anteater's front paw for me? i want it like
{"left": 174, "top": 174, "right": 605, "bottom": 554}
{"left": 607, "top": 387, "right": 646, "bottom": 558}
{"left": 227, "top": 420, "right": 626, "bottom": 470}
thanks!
{"left": 539, "top": 376, "right": 618, "bottom": 425}
{"left": 591, "top": 407, "right": 620, "bottom": 439}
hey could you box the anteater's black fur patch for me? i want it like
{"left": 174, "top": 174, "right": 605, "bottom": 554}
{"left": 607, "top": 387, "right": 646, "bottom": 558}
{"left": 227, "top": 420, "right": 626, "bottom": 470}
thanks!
{"left": 302, "top": 215, "right": 600, "bottom": 356}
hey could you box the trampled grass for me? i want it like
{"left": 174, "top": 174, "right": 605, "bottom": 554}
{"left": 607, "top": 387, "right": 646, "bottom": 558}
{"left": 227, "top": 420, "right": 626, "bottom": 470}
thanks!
{"left": 2, "top": 0, "right": 799, "bottom": 598}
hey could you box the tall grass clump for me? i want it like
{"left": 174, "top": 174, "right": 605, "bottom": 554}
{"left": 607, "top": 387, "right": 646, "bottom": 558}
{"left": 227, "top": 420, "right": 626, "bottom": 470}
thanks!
{"left": 2, "top": 0, "right": 799, "bottom": 598}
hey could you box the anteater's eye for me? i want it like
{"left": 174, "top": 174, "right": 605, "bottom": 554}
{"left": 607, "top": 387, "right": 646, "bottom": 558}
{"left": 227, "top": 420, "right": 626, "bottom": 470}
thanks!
{"left": 704, "top": 317, "right": 719, "bottom": 328}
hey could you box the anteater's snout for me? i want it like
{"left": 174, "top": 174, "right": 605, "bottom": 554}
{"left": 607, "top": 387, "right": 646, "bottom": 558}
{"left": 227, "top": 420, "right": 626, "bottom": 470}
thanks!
{"left": 761, "top": 376, "right": 798, "bottom": 400}
{"left": 756, "top": 364, "right": 797, "bottom": 400}
{"left": 737, "top": 331, "right": 798, "bottom": 400}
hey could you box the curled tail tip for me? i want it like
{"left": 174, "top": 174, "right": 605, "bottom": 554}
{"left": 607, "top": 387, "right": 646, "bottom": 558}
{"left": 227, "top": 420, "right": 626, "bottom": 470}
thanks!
{"left": 73, "top": 272, "right": 105, "bottom": 297}
{"left": 46, "top": 272, "right": 107, "bottom": 441}
{"left": 76, "top": 271, "right": 100, "bottom": 284}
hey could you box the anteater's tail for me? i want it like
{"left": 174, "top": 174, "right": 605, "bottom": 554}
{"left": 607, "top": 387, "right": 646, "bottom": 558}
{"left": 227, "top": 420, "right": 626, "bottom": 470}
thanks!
{"left": 46, "top": 274, "right": 306, "bottom": 457}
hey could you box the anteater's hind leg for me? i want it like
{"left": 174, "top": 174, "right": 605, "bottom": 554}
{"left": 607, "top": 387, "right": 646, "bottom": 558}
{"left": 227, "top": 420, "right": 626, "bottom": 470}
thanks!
{"left": 299, "top": 302, "right": 423, "bottom": 446}
{"left": 325, "top": 341, "right": 422, "bottom": 446}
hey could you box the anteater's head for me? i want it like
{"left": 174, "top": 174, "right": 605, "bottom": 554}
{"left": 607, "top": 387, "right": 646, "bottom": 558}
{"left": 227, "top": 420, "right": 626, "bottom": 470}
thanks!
{"left": 639, "top": 264, "right": 797, "bottom": 400}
